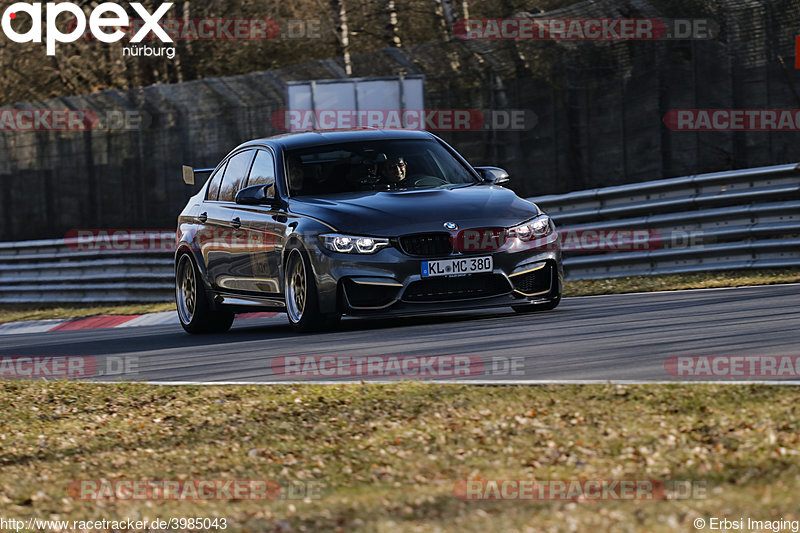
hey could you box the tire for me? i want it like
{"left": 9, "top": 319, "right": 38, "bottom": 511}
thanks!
{"left": 176, "top": 253, "right": 235, "bottom": 334}
{"left": 284, "top": 247, "right": 340, "bottom": 332}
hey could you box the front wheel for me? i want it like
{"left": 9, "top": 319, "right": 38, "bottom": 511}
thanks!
{"left": 285, "top": 247, "right": 340, "bottom": 332}
{"left": 176, "top": 254, "right": 234, "bottom": 334}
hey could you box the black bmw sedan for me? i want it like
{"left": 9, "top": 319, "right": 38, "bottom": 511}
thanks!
{"left": 175, "top": 129, "right": 562, "bottom": 333}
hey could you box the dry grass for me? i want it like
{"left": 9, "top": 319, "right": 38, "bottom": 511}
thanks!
{"left": 0, "top": 382, "right": 798, "bottom": 532}
{"left": 563, "top": 268, "right": 800, "bottom": 296}
{"left": 0, "top": 303, "right": 176, "bottom": 324}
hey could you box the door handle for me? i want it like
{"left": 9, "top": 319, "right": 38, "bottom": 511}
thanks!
{"left": 198, "top": 212, "right": 207, "bottom": 223}
{"left": 231, "top": 217, "right": 242, "bottom": 229}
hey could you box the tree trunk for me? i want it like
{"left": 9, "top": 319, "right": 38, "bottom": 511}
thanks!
{"left": 433, "top": 0, "right": 453, "bottom": 41}
{"left": 330, "top": 0, "right": 352, "bottom": 75}
{"left": 174, "top": 0, "right": 191, "bottom": 83}
{"left": 385, "top": 0, "right": 402, "bottom": 48}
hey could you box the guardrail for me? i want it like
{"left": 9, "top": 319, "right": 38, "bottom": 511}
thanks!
{"left": 0, "top": 163, "right": 797, "bottom": 304}
{"left": 0, "top": 234, "right": 174, "bottom": 304}
{"left": 530, "top": 162, "right": 800, "bottom": 279}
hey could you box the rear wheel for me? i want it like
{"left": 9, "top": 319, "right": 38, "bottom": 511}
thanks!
{"left": 285, "top": 247, "right": 340, "bottom": 332}
{"left": 176, "top": 254, "right": 234, "bottom": 334}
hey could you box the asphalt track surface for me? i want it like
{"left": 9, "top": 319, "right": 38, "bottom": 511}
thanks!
{"left": 0, "top": 284, "right": 797, "bottom": 384}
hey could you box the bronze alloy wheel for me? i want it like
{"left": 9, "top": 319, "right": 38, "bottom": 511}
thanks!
{"left": 176, "top": 254, "right": 196, "bottom": 325}
{"left": 175, "top": 253, "right": 234, "bottom": 334}
{"left": 285, "top": 249, "right": 307, "bottom": 323}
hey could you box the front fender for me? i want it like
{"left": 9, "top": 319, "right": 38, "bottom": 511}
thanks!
{"left": 281, "top": 216, "right": 339, "bottom": 315}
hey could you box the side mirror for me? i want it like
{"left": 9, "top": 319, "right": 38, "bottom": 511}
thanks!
{"left": 475, "top": 166, "right": 510, "bottom": 185}
{"left": 235, "top": 182, "right": 275, "bottom": 205}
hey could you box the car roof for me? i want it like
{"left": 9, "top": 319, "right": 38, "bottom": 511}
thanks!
{"left": 241, "top": 129, "right": 436, "bottom": 151}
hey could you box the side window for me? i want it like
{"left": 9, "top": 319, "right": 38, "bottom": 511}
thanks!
{"left": 205, "top": 162, "right": 227, "bottom": 201}
{"left": 218, "top": 150, "right": 255, "bottom": 202}
{"left": 247, "top": 150, "right": 276, "bottom": 197}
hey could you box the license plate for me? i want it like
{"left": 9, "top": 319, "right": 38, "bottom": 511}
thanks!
{"left": 421, "top": 256, "right": 493, "bottom": 277}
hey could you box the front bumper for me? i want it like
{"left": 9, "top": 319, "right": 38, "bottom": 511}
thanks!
{"left": 309, "top": 238, "right": 563, "bottom": 316}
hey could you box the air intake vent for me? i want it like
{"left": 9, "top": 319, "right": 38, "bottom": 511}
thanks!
{"left": 398, "top": 233, "right": 453, "bottom": 257}
{"left": 403, "top": 274, "right": 511, "bottom": 302}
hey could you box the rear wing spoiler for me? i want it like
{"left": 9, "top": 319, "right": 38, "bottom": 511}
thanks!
{"left": 182, "top": 166, "right": 215, "bottom": 186}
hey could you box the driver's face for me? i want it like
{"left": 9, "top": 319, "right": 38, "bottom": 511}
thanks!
{"left": 382, "top": 158, "right": 406, "bottom": 183}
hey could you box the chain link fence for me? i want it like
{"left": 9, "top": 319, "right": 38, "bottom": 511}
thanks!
{"left": 0, "top": 0, "right": 798, "bottom": 241}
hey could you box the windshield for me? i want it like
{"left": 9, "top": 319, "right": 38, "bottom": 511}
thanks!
{"left": 284, "top": 139, "right": 478, "bottom": 196}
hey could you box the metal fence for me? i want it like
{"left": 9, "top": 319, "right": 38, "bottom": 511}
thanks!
{"left": 0, "top": 163, "right": 797, "bottom": 304}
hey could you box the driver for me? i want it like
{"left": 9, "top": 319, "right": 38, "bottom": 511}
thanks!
{"left": 378, "top": 156, "right": 407, "bottom": 188}
{"left": 287, "top": 155, "right": 305, "bottom": 193}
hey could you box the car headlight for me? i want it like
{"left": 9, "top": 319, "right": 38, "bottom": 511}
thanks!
{"left": 508, "top": 215, "right": 552, "bottom": 241}
{"left": 320, "top": 234, "right": 390, "bottom": 254}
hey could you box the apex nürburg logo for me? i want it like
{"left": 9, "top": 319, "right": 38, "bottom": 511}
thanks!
{"left": 1, "top": 2, "right": 174, "bottom": 55}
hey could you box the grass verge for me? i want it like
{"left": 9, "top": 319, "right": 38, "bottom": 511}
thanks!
{"left": 0, "top": 382, "right": 798, "bottom": 532}
{"left": 0, "top": 268, "right": 797, "bottom": 323}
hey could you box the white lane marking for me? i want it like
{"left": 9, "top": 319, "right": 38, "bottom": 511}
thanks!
{"left": 116, "top": 311, "right": 179, "bottom": 328}
{"left": 0, "top": 319, "right": 68, "bottom": 335}
{"left": 0, "top": 310, "right": 287, "bottom": 335}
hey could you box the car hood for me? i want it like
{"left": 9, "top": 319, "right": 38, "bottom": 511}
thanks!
{"left": 289, "top": 185, "right": 542, "bottom": 235}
